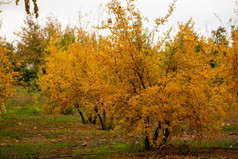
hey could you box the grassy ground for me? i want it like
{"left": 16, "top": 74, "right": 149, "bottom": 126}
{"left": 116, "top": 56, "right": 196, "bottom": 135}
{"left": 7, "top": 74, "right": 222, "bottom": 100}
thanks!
{"left": 0, "top": 86, "right": 238, "bottom": 158}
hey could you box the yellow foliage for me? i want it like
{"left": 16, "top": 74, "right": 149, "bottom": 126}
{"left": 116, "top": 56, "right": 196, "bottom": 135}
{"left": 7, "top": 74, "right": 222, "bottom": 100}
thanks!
{"left": 0, "top": 38, "right": 16, "bottom": 115}
{"left": 39, "top": 0, "right": 237, "bottom": 149}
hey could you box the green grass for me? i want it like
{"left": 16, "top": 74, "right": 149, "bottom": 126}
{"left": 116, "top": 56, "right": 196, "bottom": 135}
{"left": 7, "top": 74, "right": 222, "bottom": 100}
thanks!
{"left": 0, "top": 141, "right": 77, "bottom": 159}
{"left": 221, "top": 125, "right": 238, "bottom": 132}
{"left": 74, "top": 140, "right": 144, "bottom": 158}
{"left": 169, "top": 138, "right": 238, "bottom": 150}
{"left": 111, "top": 141, "right": 144, "bottom": 153}
{"left": 5, "top": 105, "right": 41, "bottom": 115}
{"left": 200, "top": 140, "right": 236, "bottom": 149}
{"left": 0, "top": 143, "right": 39, "bottom": 159}
{"left": 0, "top": 130, "right": 26, "bottom": 138}
{"left": 91, "top": 130, "right": 110, "bottom": 137}
{"left": 43, "top": 115, "right": 80, "bottom": 123}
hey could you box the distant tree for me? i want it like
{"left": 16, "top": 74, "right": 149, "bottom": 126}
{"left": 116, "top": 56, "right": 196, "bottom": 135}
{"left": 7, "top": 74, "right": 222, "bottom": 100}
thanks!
{"left": 14, "top": 15, "right": 46, "bottom": 90}
{"left": 16, "top": 15, "right": 46, "bottom": 68}
{"left": 43, "top": 16, "right": 62, "bottom": 42}
{"left": 15, "top": 15, "right": 78, "bottom": 90}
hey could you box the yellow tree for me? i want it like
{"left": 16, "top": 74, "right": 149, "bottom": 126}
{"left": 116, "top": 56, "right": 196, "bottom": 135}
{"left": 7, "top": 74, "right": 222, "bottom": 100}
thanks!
{"left": 98, "top": 0, "right": 232, "bottom": 149}
{"left": 150, "top": 21, "right": 228, "bottom": 147}
{"left": 218, "top": 26, "right": 238, "bottom": 113}
{"left": 40, "top": 28, "right": 109, "bottom": 127}
{"left": 227, "top": 26, "right": 238, "bottom": 103}
{"left": 208, "top": 24, "right": 238, "bottom": 117}
{"left": 97, "top": 0, "right": 177, "bottom": 149}
{"left": 0, "top": 3, "right": 16, "bottom": 116}
{"left": 0, "top": 37, "right": 16, "bottom": 115}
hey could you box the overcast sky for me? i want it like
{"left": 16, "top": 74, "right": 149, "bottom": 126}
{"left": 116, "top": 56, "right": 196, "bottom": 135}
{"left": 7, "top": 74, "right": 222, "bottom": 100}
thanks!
{"left": 0, "top": 0, "right": 237, "bottom": 41}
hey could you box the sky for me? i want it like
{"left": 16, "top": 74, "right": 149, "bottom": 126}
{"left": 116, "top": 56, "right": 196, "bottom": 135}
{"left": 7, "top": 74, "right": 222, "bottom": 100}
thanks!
{"left": 0, "top": 0, "right": 237, "bottom": 42}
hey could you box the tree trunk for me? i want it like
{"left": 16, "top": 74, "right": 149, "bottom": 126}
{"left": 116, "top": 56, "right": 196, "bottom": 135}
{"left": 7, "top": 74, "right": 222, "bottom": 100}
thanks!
{"left": 145, "top": 117, "right": 151, "bottom": 150}
{"left": 109, "top": 116, "right": 114, "bottom": 129}
{"left": 153, "top": 121, "right": 161, "bottom": 144}
{"left": 75, "top": 103, "right": 85, "bottom": 124}
{"left": 78, "top": 110, "right": 85, "bottom": 124}
{"left": 97, "top": 113, "right": 105, "bottom": 130}
{"left": 95, "top": 106, "right": 106, "bottom": 130}
{"left": 88, "top": 113, "right": 97, "bottom": 124}
{"left": 93, "top": 115, "right": 97, "bottom": 124}
{"left": 145, "top": 134, "right": 151, "bottom": 150}
{"left": 103, "top": 110, "right": 106, "bottom": 126}
{"left": 88, "top": 114, "right": 92, "bottom": 123}
{"left": 158, "top": 121, "right": 171, "bottom": 149}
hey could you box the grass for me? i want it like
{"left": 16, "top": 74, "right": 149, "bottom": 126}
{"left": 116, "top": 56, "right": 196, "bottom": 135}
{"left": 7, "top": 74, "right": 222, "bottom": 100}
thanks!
{"left": 74, "top": 140, "right": 144, "bottom": 158}
{"left": 1, "top": 143, "right": 39, "bottom": 159}
{"left": 169, "top": 138, "right": 238, "bottom": 149}
{"left": 0, "top": 130, "right": 26, "bottom": 138}
{"left": 43, "top": 115, "right": 79, "bottom": 123}
{"left": 221, "top": 125, "right": 238, "bottom": 132}
{"left": 0, "top": 86, "right": 238, "bottom": 158}
{"left": 0, "top": 141, "right": 77, "bottom": 158}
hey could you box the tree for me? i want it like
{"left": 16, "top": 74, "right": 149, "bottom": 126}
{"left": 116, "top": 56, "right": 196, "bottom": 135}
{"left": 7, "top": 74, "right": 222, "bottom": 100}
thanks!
{"left": 208, "top": 25, "right": 238, "bottom": 115}
{"left": 0, "top": 3, "right": 16, "bottom": 115}
{"left": 16, "top": 15, "right": 76, "bottom": 91}
{"left": 14, "top": 15, "right": 46, "bottom": 90}
{"left": 218, "top": 26, "right": 238, "bottom": 114}
{"left": 95, "top": 0, "right": 176, "bottom": 149}
{"left": 0, "top": 37, "right": 16, "bottom": 115}
{"left": 16, "top": 15, "right": 46, "bottom": 68}
{"left": 40, "top": 29, "right": 102, "bottom": 123}
{"left": 97, "top": 1, "right": 231, "bottom": 150}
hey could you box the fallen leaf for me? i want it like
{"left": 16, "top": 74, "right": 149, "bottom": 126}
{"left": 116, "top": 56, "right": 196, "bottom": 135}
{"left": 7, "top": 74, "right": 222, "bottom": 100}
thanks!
{"left": 81, "top": 142, "right": 88, "bottom": 147}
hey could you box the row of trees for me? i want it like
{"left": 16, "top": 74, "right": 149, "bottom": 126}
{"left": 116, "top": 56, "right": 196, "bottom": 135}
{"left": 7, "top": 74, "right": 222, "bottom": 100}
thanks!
{"left": 1, "top": 0, "right": 237, "bottom": 150}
